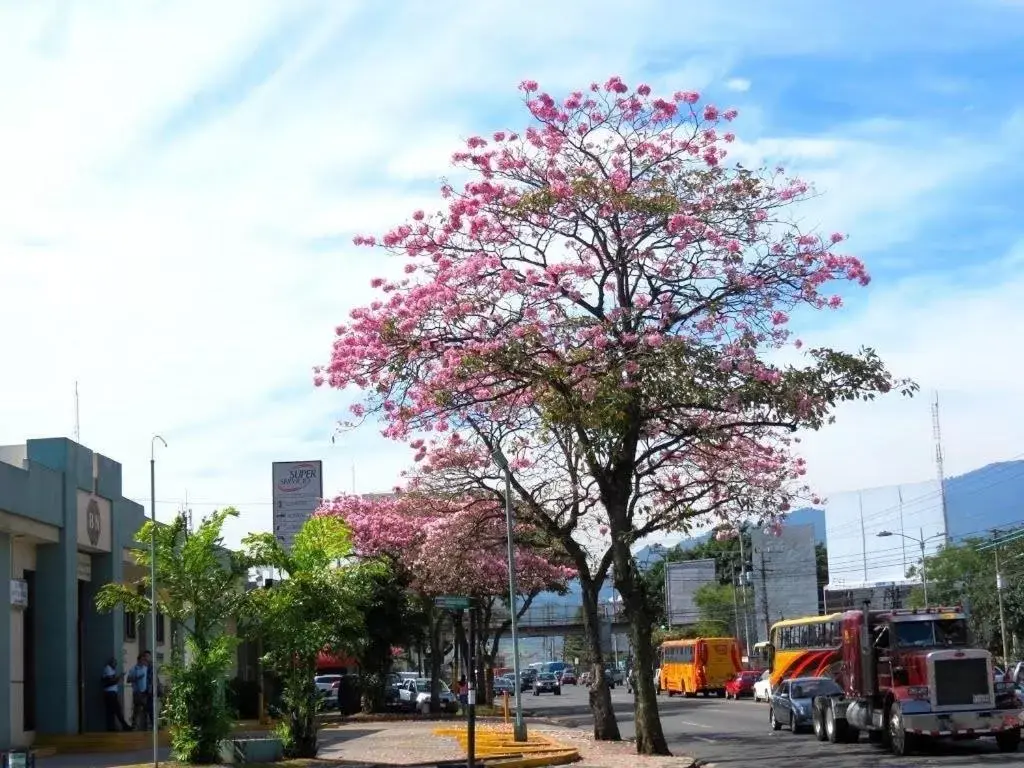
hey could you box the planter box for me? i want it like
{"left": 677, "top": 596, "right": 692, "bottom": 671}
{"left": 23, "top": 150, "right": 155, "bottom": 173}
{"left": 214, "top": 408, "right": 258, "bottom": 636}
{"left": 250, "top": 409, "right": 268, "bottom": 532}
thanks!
{"left": 218, "top": 738, "right": 284, "bottom": 764}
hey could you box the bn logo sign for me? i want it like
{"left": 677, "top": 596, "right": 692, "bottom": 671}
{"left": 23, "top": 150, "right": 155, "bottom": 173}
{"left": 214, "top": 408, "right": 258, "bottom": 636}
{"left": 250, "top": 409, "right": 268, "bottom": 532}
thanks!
{"left": 86, "top": 498, "right": 102, "bottom": 546}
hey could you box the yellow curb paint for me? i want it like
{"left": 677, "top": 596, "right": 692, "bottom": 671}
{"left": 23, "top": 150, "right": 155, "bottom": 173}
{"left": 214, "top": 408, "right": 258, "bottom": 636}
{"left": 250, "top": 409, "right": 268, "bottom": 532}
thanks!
{"left": 432, "top": 725, "right": 580, "bottom": 765}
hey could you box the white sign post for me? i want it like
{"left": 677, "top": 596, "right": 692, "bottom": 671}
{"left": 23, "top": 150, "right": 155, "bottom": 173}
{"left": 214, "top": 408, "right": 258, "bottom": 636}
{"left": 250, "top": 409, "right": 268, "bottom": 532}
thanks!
{"left": 272, "top": 461, "right": 324, "bottom": 550}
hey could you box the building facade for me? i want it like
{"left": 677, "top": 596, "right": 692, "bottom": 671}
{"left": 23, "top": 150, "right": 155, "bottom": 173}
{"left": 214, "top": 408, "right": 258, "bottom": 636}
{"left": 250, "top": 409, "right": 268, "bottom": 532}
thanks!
{"left": 0, "top": 438, "right": 167, "bottom": 748}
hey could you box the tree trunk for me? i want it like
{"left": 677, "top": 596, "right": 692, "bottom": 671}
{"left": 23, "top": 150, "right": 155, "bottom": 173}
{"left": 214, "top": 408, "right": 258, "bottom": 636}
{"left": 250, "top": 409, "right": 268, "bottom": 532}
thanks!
{"left": 609, "top": 523, "right": 670, "bottom": 756}
{"left": 580, "top": 581, "right": 620, "bottom": 741}
{"left": 626, "top": 604, "right": 669, "bottom": 755}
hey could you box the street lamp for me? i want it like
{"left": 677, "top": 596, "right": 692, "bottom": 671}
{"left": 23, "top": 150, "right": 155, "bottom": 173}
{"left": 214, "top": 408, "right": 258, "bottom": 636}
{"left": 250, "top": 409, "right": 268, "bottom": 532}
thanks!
{"left": 491, "top": 446, "right": 526, "bottom": 742}
{"left": 877, "top": 528, "right": 945, "bottom": 605}
{"left": 150, "top": 435, "right": 167, "bottom": 768}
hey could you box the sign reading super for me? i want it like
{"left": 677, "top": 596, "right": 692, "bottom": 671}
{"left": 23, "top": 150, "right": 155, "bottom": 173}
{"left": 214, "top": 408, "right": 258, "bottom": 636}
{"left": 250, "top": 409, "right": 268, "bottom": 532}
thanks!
{"left": 272, "top": 460, "right": 324, "bottom": 550}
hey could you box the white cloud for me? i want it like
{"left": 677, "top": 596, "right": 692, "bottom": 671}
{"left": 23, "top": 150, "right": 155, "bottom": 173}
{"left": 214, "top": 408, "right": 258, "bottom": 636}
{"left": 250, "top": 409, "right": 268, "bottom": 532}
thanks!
{"left": 0, "top": 0, "right": 1021, "bottom": 549}
{"left": 725, "top": 77, "right": 751, "bottom": 92}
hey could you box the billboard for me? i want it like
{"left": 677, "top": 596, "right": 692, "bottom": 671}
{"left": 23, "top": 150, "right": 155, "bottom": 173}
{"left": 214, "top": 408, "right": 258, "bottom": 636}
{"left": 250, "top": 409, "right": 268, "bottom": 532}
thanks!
{"left": 272, "top": 461, "right": 324, "bottom": 550}
{"left": 824, "top": 480, "right": 943, "bottom": 589}
{"left": 664, "top": 558, "right": 716, "bottom": 627}
{"left": 749, "top": 524, "right": 818, "bottom": 643}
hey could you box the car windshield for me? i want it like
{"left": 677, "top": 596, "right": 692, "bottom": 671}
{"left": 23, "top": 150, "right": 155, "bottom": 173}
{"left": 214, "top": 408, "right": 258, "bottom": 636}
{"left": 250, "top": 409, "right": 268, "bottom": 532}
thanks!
{"left": 893, "top": 619, "right": 968, "bottom": 648}
{"left": 315, "top": 675, "right": 341, "bottom": 683}
{"left": 539, "top": 673, "right": 556, "bottom": 681}
{"left": 415, "top": 679, "right": 450, "bottom": 693}
{"left": 790, "top": 680, "right": 840, "bottom": 699}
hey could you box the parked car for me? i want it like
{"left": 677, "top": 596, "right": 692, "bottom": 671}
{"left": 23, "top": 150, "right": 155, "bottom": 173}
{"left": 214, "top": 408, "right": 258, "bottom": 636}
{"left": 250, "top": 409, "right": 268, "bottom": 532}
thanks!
{"left": 725, "top": 670, "right": 764, "bottom": 700}
{"left": 559, "top": 669, "right": 577, "bottom": 685}
{"left": 533, "top": 672, "right": 562, "bottom": 696}
{"left": 752, "top": 670, "right": 772, "bottom": 703}
{"left": 314, "top": 674, "right": 342, "bottom": 708}
{"left": 397, "top": 678, "right": 458, "bottom": 714}
{"left": 769, "top": 677, "right": 842, "bottom": 734}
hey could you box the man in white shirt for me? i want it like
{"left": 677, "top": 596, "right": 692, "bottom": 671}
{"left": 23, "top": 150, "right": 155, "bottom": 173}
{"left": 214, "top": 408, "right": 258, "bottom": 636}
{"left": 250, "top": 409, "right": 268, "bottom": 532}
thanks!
{"left": 102, "top": 657, "right": 132, "bottom": 731}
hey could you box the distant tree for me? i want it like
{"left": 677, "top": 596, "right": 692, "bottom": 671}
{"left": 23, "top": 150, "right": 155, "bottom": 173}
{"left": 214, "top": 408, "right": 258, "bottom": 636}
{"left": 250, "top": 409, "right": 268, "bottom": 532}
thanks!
{"left": 908, "top": 534, "right": 1024, "bottom": 661}
{"left": 815, "top": 543, "right": 829, "bottom": 612}
{"left": 693, "top": 582, "right": 737, "bottom": 637}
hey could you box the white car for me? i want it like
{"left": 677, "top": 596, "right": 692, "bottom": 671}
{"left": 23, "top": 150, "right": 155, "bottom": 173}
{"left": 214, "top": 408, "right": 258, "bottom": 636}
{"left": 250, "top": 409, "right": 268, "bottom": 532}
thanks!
{"left": 752, "top": 670, "right": 772, "bottom": 703}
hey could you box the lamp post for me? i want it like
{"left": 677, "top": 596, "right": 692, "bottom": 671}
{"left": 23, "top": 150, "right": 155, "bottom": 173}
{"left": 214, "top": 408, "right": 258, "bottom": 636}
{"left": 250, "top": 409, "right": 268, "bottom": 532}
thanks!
{"left": 877, "top": 528, "right": 945, "bottom": 606}
{"left": 491, "top": 446, "right": 526, "bottom": 742}
{"left": 150, "top": 435, "right": 167, "bottom": 768}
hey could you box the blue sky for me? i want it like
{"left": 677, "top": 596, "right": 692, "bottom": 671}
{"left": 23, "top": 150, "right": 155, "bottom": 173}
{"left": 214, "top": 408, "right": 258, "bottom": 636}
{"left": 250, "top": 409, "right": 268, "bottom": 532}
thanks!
{"left": 1, "top": 0, "right": 1023, "bottom": 548}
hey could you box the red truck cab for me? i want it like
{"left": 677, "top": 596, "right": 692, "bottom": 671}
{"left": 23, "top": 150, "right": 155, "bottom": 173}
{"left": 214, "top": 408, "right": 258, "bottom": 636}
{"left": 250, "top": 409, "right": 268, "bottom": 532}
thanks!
{"left": 812, "top": 604, "right": 1022, "bottom": 756}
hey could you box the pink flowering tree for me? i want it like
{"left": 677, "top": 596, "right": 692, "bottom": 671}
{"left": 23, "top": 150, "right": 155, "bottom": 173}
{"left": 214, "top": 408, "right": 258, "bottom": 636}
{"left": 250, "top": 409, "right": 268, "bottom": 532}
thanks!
{"left": 320, "top": 492, "right": 574, "bottom": 706}
{"left": 317, "top": 77, "right": 913, "bottom": 754}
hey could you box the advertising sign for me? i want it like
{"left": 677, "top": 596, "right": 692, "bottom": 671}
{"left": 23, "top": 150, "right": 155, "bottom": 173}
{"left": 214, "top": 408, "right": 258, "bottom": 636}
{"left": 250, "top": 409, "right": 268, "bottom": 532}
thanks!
{"left": 272, "top": 461, "right": 324, "bottom": 550}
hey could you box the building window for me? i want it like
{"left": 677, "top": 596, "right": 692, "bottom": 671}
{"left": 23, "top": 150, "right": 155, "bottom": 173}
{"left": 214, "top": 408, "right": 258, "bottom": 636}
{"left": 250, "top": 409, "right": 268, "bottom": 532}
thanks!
{"left": 125, "top": 610, "right": 137, "bottom": 640}
{"left": 156, "top": 612, "right": 165, "bottom": 644}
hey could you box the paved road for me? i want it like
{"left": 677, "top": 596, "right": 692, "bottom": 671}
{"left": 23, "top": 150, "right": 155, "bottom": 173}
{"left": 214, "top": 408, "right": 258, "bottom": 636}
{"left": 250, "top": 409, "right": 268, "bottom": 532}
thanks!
{"left": 525, "top": 684, "right": 1020, "bottom": 767}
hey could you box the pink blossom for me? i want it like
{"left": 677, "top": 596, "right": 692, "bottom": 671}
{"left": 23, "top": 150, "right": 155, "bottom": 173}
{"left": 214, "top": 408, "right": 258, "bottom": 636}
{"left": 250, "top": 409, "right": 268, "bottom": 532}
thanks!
{"left": 315, "top": 75, "right": 898, "bottom": 570}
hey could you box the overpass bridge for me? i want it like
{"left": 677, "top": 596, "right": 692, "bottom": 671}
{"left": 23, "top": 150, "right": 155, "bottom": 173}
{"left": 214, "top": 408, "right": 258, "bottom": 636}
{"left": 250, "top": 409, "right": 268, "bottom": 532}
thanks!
{"left": 483, "top": 603, "right": 629, "bottom": 638}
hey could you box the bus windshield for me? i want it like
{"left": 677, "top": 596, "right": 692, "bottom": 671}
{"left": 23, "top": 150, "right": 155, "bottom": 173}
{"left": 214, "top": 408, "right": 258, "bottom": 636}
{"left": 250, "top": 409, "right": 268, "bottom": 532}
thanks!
{"left": 893, "top": 619, "right": 968, "bottom": 648}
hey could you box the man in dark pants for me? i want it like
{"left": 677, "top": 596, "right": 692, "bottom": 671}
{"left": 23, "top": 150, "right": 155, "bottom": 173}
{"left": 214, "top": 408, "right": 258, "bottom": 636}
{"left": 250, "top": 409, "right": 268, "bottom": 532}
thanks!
{"left": 102, "top": 657, "right": 132, "bottom": 731}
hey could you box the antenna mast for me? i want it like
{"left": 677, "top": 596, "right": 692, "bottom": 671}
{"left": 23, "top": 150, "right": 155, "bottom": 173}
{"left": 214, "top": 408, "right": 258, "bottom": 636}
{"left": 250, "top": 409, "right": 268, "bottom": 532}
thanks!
{"left": 74, "top": 381, "right": 80, "bottom": 443}
{"left": 932, "top": 392, "right": 950, "bottom": 544}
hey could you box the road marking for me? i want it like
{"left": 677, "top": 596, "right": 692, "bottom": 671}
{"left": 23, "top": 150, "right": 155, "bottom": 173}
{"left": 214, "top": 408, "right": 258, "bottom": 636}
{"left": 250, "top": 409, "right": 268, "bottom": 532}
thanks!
{"left": 679, "top": 720, "right": 713, "bottom": 729}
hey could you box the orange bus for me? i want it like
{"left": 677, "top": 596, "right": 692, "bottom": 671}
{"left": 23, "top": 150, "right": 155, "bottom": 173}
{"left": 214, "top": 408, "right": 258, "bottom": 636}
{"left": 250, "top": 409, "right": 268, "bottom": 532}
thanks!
{"left": 659, "top": 637, "right": 741, "bottom": 697}
{"left": 767, "top": 613, "right": 845, "bottom": 690}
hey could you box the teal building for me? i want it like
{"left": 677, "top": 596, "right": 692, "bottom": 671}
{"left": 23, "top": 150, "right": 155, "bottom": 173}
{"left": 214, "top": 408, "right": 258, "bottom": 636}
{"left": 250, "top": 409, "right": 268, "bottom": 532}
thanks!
{"left": 0, "top": 438, "right": 164, "bottom": 748}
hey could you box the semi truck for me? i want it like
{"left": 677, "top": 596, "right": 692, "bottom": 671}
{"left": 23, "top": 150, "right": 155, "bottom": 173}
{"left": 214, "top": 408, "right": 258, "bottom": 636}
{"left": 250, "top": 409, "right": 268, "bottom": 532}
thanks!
{"left": 808, "top": 603, "right": 1022, "bottom": 756}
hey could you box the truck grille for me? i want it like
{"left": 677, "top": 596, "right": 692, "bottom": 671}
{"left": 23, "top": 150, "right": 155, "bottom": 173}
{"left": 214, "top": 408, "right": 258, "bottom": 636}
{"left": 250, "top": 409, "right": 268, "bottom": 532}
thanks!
{"left": 933, "top": 658, "right": 990, "bottom": 706}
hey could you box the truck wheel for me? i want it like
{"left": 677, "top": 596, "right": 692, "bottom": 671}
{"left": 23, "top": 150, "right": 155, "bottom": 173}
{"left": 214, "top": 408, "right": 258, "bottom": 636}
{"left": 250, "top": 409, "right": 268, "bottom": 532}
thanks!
{"left": 888, "top": 702, "right": 916, "bottom": 756}
{"left": 995, "top": 728, "right": 1021, "bottom": 752}
{"left": 825, "top": 705, "right": 847, "bottom": 744}
{"left": 812, "top": 700, "right": 827, "bottom": 742}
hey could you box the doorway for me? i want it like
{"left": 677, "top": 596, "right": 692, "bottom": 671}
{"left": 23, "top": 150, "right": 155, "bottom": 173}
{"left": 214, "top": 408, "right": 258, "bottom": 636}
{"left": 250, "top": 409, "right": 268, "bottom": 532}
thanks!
{"left": 23, "top": 570, "right": 36, "bottom": 732}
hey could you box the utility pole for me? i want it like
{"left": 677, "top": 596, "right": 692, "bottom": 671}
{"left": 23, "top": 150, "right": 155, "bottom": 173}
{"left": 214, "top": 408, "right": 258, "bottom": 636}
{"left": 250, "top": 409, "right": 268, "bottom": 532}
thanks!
{"left": 731, "top": 569, "right": 742, "bottom": 647}
{"left": 859, "top": 493, "right": 868, "bottom": 582}
{"left": 932, "top": 393, "right": 951, "bottom": 545}
{"left": 759, "top": 549, "right": 771, "bottom": 641}
{"left": 738, "top": 528, "right": 752, "bottom": 652}
{"left": 996, "top": 547, "right": 1010, "bottom": 668}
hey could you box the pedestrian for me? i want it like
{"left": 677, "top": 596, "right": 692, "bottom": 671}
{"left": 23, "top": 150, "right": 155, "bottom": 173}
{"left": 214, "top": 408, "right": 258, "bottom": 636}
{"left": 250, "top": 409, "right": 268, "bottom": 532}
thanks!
{"left": 458, "top": 676, "right": 468, "bottom": 713}
{"left": 127, "top": 651, "right": 152, "bottom": 730}
{"left": 101, "top": 657, "right": 132, "bottom": 731}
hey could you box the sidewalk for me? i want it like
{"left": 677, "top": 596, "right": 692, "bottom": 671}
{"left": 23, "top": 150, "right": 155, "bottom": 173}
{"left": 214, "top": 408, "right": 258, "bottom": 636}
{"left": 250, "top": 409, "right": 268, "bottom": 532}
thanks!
{"left": 33, "top": 720, "right": 697, "bottom": 767}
